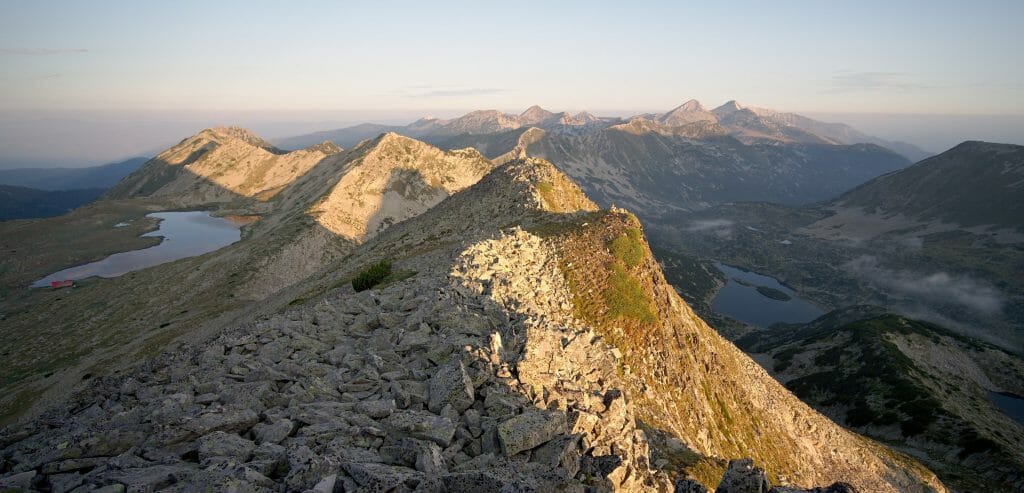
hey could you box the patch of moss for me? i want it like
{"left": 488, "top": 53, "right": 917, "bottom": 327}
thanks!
{"left": 602, "top": 262, "right": 657, "bottom": 324}
{"left": 608, "top": 227, "right": 645, "bottom": 268}
{"left": 535, "top": 181, "right": 556, "bottom": 208}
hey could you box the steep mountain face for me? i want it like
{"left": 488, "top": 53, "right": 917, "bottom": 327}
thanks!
{"left": 275, "top": 103, "right": 925, "bottom": 218}
{"left": 305, "top": 133, "right": 494, "bottom": 241}
{"left": 737, "top": 310, "right": 1024, "bottom": 492}
{"left": 106, "top": 127, "right": 339, "bottom": 205}
{"left": 280, "top": 103, "right": 917, "bottom": 216}
{"left": 0, "top": 185, "right": 105, "bottom": 220}
{"left": 0, "top": 158, "right": 944, "bottom": 491}
{"left": 0, "top": 157, "right": 147, "bottom": 191}
{"left": 827, "top": 141, "right": 1024, "bottom": 231}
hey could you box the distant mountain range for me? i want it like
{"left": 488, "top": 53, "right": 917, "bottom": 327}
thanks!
{"left": 277, "top": 100, "right": 932, "bottom": 162}
{"left": 0, "top": 185, "right": 106, "bottom": 221}
{"left": 0, "top": 157, "right": 147, "bottom": 191}
{"left": 276, "top": 102, "right": 927, "bottom": 215}
{"left": 0, "top": 158, "right": 148, "bottom": 221}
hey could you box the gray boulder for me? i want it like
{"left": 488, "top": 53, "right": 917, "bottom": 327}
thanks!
{"left": 676, "top": 478, "right": 710, "bottom": 492}
{"left": 497, "top": 411, "right": 566, "bottom": 456}
{"left": 197, "top": 431, "right": 256, "bottom": 461}
{"left": 384, "top": 410, "right": 457, "bottom": 447}
{"left": 428, "top": 359, "right": 475, "bottom": 413}
{"left": 716, "top": 458, "right": 770, "bottom": 493}
{"left": 252, "top": 418, "right": 295, "bottom": 444}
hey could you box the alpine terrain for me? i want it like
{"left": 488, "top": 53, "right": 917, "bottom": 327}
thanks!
{"left": 0, "top": 129, "right": 948, "bottom": 492}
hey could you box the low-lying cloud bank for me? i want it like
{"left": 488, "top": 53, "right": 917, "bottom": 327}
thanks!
{"left": 845, "top": 255, "right": 1004, "bottom": 316}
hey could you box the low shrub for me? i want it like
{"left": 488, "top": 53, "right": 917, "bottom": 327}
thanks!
{"left": 352, "top": 260, "right": 392, "bottom": 292}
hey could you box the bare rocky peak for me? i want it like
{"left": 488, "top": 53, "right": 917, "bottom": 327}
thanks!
{"left": 573, "top": 111, "right": 601, "bottom": 123}
{"left": 659, "top": 99, "right": 718, "bottom": 126}
{"left": 305, "top": 132, "right": 495, "bottom": 241}
{"left": 104, "top": 126, "right": 355, "bottom": 206}
{"left": 192, "top": 126, "right": 281, "bottom": 152}
{"left": 519, "top": 105, "right": 557, "bottom": 125}
{"left": 712, "top": 100, "right": 746, "bottom": 115}
{"left": 678, "top": 99, "right": 706, "bottom": 112}
{"left": 303, "top": 140, "right": 343, "bottom": 155}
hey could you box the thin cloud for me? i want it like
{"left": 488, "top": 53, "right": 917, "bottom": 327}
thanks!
{"left": 379, "top": 86, "right": 507, "bottom": 98}
{"left": 417, "top": 88, "right": 506, "bottom": 98}
{"left": 685, "top": 218, "right": 734, "bottom": 232}
{"left": 0, "top": 48, "right": 89, "bottom": 55}
{"left": 845, "top": 255, "right": 1003, "bottom": 315}
{"left": 823, "top": 71, "right": 927, "bottom": 94}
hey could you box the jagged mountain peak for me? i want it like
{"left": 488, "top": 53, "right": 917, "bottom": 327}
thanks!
{"left": 713, "top": 99, "right": 745, "bottom": 114}
{"left": 675, "top": 99, "right": 706, "bottom": 112}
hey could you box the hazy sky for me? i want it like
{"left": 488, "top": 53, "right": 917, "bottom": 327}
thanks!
{"left": 2, "top": 0, "right": 1023, "bottom": 166}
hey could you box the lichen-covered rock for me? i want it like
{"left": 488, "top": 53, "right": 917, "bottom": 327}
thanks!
{"left": 197, "top": 431, "right": 256, "bottom": 461}
{"left": 383, "top": 410, "right": 458, "bottom": 447}
{"left": 252, "top": 418, "right": 294, "bottom": 444}
{"left": 341, "top": 461, "right": 422, "bottom": 491}
{"left": 428, "top": 359, "right": 475, "bottom": 413}
{"left": 497, "top": 411, "right": 567, "bottom": 456}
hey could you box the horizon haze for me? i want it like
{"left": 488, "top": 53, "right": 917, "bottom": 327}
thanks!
{"left": 2, "top": 0, "right": 1023, "bottom": 167}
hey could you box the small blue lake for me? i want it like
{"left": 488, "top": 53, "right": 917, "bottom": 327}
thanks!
{"left": 711, "top": 263, "right": 824, "bottom": 327}
{"left": 989, "top": 391, "right": 1024, "bottom": 425}
{"left": 31, "top": 211, "right": 244, "bottom": 288}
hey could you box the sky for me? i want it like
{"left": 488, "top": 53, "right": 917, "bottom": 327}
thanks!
{"left": 1, "top": 0, "right": 1023, "bottom": 167}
